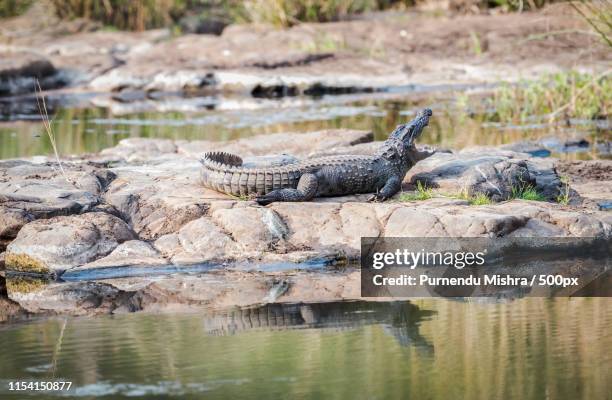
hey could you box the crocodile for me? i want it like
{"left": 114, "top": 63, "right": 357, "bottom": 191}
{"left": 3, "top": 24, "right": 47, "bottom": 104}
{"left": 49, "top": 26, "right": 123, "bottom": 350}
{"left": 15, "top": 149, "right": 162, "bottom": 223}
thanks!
{"left": 200, "top": 108, "right": 433, "bottom": 205}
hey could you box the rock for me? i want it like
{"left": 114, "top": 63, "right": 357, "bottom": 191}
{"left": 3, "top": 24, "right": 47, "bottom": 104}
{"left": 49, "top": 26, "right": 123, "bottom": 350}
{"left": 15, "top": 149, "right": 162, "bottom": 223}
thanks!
{"left": 0, "top": 207, "right": 33, "bottom": 251}
{"left": 178, "top": 15, "right": 228, "bottom": 35}
{"left": 0, "top": 162, "right": 116, "bottom": 249}
{"left": 69, "top": 240, "right": 167, "bottom": 271}
{"left": 5, "top": 212, "right": 136, "bottom": 275}
{"left": 0, "top": 52, "right": 66, "bottom": 96}
{"left": 102, "top": 161, "right": 211, "bottom": 240}
{"left": 242, "top": 154, "right": 299, "bottom": 168}
{"left": 405, "top": 150, "right": 561, "bottom": 201}
{"left": 1, "top": 134, "right": 611, "bottom": 314}
{"left": 96, "top": 129, "right": 372, "bottom": 164}
{"left": 501, "top": 141, "right": 551, "bottom": 158}
{"left": 172, "top": 217, "right": 240, "bottom": 264}
{"left": 0, "top": 6, "right": 608, "bottom": 113}
{"left": 98, "top": 138, "right": 177, "bottom": 163}
{"left": 556, "top": 160, "right": 612, "bottom": 210}
{"left": 269, "top": 202, "right": 385, "bottom": 258}
{"left": 211, "top": 206, "right": 287, "bottom": 252}
{"left": 176, "top": 129, "right": 374, "bottom": 158}
{"left": 0, "top": 161, "right": 112, "bottom": 219}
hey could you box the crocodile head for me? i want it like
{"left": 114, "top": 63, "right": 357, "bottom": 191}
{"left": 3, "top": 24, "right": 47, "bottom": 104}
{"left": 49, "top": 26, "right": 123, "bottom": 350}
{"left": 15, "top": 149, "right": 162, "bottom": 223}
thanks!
{"left": 380, "top": 108, "right": 432, "bottom": 166}
{"left": 389, "top": 108, "right": 432, "bottom": 145}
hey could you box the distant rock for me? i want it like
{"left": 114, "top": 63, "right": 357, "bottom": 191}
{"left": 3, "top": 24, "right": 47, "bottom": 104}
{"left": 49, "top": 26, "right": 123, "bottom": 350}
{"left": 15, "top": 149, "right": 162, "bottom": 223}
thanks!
{"left": 0, "top": 52, "right": 67, "bottom": 96}
{"left": 178, "top": 15, "right": 228, "bottom": 35}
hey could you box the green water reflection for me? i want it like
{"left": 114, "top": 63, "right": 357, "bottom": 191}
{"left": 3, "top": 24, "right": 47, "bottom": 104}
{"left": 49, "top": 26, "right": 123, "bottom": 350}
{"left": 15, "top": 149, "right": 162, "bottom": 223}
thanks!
{"left": 0, "top": 99, "right": 608, "bottom": 160}
{"left": 0, "top": 298, "right": 610, "bottom": 399}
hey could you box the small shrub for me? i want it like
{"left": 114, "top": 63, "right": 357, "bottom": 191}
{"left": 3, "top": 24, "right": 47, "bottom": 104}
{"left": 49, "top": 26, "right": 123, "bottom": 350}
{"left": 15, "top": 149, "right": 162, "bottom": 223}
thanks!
{"left": 510, "top": 183, "right": 546, "bottom": 201}
{"left": 399, "top": 181, "right": 433, "bottom": 201}
{"left": 0, "top": 0, "right": 32, "bottom": 18}
{"left": 556, "top": 175, "right": 571, "bottom": 205}
{"left": 448, "top": 188, "right": 492, "bottom": 205}
{"left": 468, "top": 192, "right": 492, "bottom": 205}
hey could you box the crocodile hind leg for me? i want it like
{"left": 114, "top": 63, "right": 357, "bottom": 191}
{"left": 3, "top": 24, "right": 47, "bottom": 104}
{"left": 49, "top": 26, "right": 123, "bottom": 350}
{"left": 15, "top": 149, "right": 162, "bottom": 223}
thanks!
{"left": 256, "top": 173, "right": 318, "bottom": 205}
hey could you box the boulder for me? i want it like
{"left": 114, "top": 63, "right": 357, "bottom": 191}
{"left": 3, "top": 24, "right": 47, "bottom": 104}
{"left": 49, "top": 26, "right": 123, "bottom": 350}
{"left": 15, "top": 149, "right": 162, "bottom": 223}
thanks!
{"left": 0, "top": 52, "right": 66, "bottom": 96}
{"left": 169, "top": 216, "right": 240, "bottom": 264}
{"left": 0, "top": 207, "right": 33, "bottom": 251}
{"left": 405, "top": 149, "right": 562, "bottom": 201}
{"left": 5, "top": 212, "right": 135, "bottom": 275}
{"left": 69, "top": 240, "right": 167, "bottom": 271}
{"left": 178, "top": 15, "right": 228, "bottom": 35}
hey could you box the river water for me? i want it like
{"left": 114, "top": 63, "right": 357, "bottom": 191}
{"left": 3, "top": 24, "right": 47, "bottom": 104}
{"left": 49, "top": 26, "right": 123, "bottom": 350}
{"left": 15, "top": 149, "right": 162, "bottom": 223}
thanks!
{"left": 0, "top": 91, "right": 609, "bottom": 160}
{"left": 0, "top": 298, "right": 610, "bottom": 399}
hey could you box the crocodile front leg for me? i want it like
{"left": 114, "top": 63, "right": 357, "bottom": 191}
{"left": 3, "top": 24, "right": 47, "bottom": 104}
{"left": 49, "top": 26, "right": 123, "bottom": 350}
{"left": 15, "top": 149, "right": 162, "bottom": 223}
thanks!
{"left": 256, "top": 173, "right": 318, "bottom": 205}
{"left": 368, "top": 175, "right": 401, "bottom": 202}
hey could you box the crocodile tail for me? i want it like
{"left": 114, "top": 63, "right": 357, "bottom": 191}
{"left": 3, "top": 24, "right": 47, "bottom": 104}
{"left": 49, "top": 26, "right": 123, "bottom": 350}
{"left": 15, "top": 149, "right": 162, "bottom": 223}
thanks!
{"left": 200, "top": 151, "right": 301, "bottom": 196}
{"left": 200, "top": 151, "right": 243, "bottom": 171}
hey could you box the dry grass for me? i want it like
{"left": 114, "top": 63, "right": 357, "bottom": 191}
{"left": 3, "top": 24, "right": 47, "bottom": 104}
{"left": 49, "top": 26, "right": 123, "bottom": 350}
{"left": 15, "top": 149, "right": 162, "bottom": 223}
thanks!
{"left": 569, "top": 0, "right": 612, "bottom": 47}
{"left": 35, "top": 80, "right": 77, "bottom": 187}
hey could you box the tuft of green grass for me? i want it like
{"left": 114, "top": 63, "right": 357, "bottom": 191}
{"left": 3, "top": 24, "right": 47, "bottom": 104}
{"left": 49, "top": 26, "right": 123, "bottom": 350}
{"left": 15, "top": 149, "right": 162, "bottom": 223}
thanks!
{"left": 487, "top": 71, "right": 611, "bottom": 124}
{"left": 510, "top": 182, "right": 546, "bottom": 201}
{"left": 556, "top": 175, "right": 571, "bottom": 205}
{"left": 469, "top": 30, "right": 482, "bottom": 56}
{"left": 399, "top": 181, "right": 433, "bottom": 201}
{"left": 228, "top": 193, "right": 249, "bottom": 201}
{"left": 447, "top": 188, "right": 492, "bottom": 205}
{"left": 468, "top": 192, "right": 492, "bottom": 205}
{"left": 297, "top": 31, "right": 346, "bottom": 52}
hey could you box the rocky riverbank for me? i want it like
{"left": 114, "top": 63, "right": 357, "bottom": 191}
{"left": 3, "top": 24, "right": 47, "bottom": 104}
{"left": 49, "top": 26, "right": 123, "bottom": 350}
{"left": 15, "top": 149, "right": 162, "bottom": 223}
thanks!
{"left": 1, "top": 129, "right": 610, "bottom": 315}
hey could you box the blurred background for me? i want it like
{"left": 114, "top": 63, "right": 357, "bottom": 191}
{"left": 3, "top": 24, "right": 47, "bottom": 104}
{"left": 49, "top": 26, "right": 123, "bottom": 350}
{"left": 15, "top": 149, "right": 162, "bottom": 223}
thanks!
{"left": 0, "top": 0, "right": 609, "bottom": 159}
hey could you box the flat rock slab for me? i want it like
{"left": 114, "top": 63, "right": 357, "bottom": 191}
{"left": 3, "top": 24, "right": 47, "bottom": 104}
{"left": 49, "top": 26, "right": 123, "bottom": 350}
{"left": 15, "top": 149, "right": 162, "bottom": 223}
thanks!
{"left": 0, "top": 160, "right": 115, "bottom": 250}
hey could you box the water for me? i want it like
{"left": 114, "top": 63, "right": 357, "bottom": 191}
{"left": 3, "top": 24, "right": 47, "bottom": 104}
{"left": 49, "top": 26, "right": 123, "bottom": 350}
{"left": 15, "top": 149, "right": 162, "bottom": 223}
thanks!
{"left": 0, "top": 92, "right": 609, "bottom": 160}
{"left": 0, "top": 298, "right": 610, "bottom": 399}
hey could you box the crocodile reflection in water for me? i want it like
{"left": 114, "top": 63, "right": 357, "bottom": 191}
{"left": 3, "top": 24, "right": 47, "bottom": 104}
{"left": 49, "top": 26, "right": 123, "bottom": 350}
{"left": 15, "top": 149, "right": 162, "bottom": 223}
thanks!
{"left": 203, "top": 300, "right": 435, "bottom": 351}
